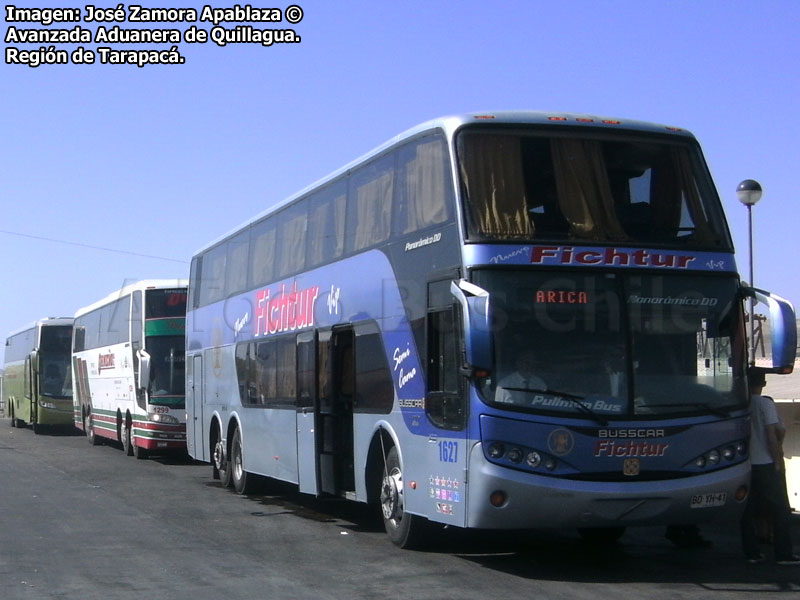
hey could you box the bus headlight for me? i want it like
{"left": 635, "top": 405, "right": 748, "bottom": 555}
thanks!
{"left": 38, "top": 401, "right": 57, "bottom": 410}
{"left": 484, "top": 441, "right": 559, "bottom": 474}
{"left": 526, "top": 451, "right": 542, "bottom": 468}
{"left": 149, "top": 413, "right": 179, "bottom": 425}
{"left": 689, "top": 440, "right": 747, "bottom": 470}
{"left": 487, "top": 442, "right": 505, "bottom": 459}
{"left": 736, "top": 441, "right": 747, "bottom": 456}
{"left": 506, "top": 447, "right": 523, "bottom": 464}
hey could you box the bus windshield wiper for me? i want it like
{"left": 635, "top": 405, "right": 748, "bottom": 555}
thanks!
{"left": 504, "top": 387, "right": 609, "bottom": 426}
{"left": 645, "top": 403, "right": 731, "bottom": 418}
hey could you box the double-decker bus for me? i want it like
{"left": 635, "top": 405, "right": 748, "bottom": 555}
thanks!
{"left": 72, "top": 280, "right": 188, "bottom": 459}
{"left": 185, "top": 112, "right": 796, "bottom": 547}
{"left": 4, "top": 318, "right": 74, "bottom": 433}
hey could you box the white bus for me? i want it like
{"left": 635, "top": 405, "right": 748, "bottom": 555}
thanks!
{"left": 72, "top": 280, "right": 188, "bottom": 458}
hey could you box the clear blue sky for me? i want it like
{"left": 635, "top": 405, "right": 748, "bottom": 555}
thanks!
{"left": 2, "top": 0, "right": 799, "bottom": 365}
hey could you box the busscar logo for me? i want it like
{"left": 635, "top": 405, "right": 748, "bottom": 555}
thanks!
{"left": 598, "top": 429, "right": 665, "bottom": 438}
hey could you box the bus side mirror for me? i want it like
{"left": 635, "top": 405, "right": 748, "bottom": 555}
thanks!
{"left": 137, "top": 349, "right": 151, "bottom": 390}
{"left": 451, "top": 280, "right": 492, "bottom": 372}
{"left": 743, "top": 287, "right": 797, "bottom": 373}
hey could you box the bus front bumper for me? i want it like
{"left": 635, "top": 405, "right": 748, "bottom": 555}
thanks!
{"left": 37, "top": 400, "right": 76, "bottom": 426}
{"left": 466, "top": 443, "right": 749, "bottom": 530}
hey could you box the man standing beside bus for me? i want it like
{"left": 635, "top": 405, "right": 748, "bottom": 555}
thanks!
{"left": 740, "top": 368, "right": 799, "bottom": 565}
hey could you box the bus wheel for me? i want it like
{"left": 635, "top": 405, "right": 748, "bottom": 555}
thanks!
{"left": 213, "top": 430, "right": 232, "bottom": 488}
{"left": 231, "top": 428, "right": 252, "bottom": 495}
{"left": 122, "top": 420, "right": 134, "bottom": 456}
{"left": 86, "top": 409, "right": 100, "bottom": 446}
{"left": 380, "top": 446, "right": 426, "bottom": 549}
{"left": 577, "top": 527, "right": 626, "bottom": 545}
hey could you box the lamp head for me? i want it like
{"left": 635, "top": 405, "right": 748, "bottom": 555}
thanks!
{"left": 737, "top": 179, "right": 763, "bottom": 206}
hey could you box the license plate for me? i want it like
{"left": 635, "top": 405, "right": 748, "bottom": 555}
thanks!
{"left": 690, "top": 492, "right": 727, "bottom": 508}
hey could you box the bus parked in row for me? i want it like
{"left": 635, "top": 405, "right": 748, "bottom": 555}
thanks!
{"left": 183, "top": 111, "right": 795, "bottom": 548}
{"left": 4, "top": 318, "right": 74, "bottom": 432}
{"left": 72, "top": 280, "right": 188, "bottom": 459}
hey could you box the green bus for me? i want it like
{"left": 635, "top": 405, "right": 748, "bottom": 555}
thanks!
{"left": 4, "top": 318, "right": 74, "bottom": 432}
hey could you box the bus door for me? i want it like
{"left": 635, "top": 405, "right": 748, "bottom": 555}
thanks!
{"left": 187, "top": 355, "right": 204, "bottom": 459}
{"left": 296, "top": 328, "right": 356, "bottom": 497}
{"left": 24, "top": 354, "right": 35, "bottom": 423}
{"left": 296, "top": 331, "right": 318, "bottom": 495}
{"left": 325, "top": 327, "right": 355, "bottom": 496}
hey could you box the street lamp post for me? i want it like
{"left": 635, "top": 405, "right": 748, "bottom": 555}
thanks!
{"left": 737, "top": 179, "right": 763, "bottom": 366}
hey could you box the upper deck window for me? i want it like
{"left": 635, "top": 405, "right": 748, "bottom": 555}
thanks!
{"left": 457, "top": 128, "right": 732, "bottom": 250}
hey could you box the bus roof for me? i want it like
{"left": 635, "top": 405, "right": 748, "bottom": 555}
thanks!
{"left": 192, "top": 111, "right": 699, "bottom": 257}
{"left": 6, "top": 317, "right": 74, "bottom": 339}
{"left": 73, "top": 279, "right": 188, "bottom": 319}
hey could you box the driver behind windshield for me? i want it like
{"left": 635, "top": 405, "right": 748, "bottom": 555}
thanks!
{"left": 495, "top": 350, "right": 547, "bottom": 404}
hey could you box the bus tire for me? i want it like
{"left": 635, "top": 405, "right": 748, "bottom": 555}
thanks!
{"left": 213, "top": 428, "right": 232, "bottom": 488}
{"left": 577, "top": 526, "right": 626, "bottom": 545}
{"left": 231, "top": 428, "right": 253, "bottom": 495}
{"left": 86, "top": 408, "right": 101, "bottom": 446}
{"left": 380, "top": 446, "right": 427, "bottom": 549}
{"left": 122, "top": 419, "right": 134, "bottom": 456}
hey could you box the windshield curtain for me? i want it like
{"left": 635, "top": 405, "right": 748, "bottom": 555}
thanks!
{"left": 472, "top": 270, "right": 747, "bottom": 418}
{"left": 146, "top": 335, "right": 185, "bottom": 406}
{"left": 457, "top": 129, "right": 731, "bottom": 249}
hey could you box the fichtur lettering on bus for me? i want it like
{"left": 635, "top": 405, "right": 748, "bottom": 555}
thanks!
{"left": 531, "top": 246, "right": 697, "bottom": 269}
{"left": 254, "top": 282, "right": 319, "bottom": 337}
{"left": 594, "top": 440, "right": 669, "bottom": 457}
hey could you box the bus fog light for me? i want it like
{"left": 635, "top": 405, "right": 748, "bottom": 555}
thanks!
{"left": 526, "top": 451, "right": 542, "bottom": 468}
{"left": 735, "top": 485, "right": 748, "bottom": 502}
{"left": 707, "top": 450, "right": 720, "bottom": 465}
{"left": 544, "top": 458, "right": 556, "bottom": 471}
{"left": 507, "top": 447, "right": 523, "bottom": 463}
{"left": 489, "top": 490, "right": 507, "bottom": 507}
{"left": 487, "top": 443, "right": 505, "bottom": 459}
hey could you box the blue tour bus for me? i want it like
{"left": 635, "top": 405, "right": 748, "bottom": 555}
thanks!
{"left": 185, "top": 112, "right": 796, "bottom": 547}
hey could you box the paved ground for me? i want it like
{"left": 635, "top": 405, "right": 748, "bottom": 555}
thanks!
{"left": 1, "top": 419, "right": 798, "bottom": 600}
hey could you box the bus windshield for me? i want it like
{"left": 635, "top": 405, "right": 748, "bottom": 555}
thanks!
{"left": 472, "top": 271, "right": 748, "bottom": 418}
{"left": 457, "top": 129, "right": 732, "bottom": 249}
{"left": 145, "top": 289, "right": 187, "bottom": 319}
{"left": 39, "top": 326, "right": 73, "bottom": 398}
{"left": 39, "top": 354, "right": 72, "bottom": 398}
{"left": 146, "top": 335, "right": 186, "bottom": 406}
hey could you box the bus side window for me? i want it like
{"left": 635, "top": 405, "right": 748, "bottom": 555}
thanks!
{"left": 426, "top": 307, "right": 465, "bottom": 430}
